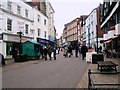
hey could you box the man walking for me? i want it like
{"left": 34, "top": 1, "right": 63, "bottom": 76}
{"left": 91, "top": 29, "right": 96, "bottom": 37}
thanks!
{"left": 48, "top": 45, "right": 52, "bottom": 60}
{"left": 75, "top": 43, "right": 79, "bottom": 57}
{"left": 43, "top": 46, "right": 48, "bottom": 60}
{"left": 81, "top": 44, "right": 88, "bottom": 60}
{"left": 53, "top": 47, "right": 56, "bottom": 60}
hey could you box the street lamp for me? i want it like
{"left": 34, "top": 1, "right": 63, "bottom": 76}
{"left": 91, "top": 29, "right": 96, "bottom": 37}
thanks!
{"left": 17, "top": 31, "right": 22, "bottom": 55}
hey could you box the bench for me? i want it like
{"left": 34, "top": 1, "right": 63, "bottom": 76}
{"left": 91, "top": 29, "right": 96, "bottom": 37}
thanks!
{"left": 97, "top": 61, "right": 118, "bottom": 72}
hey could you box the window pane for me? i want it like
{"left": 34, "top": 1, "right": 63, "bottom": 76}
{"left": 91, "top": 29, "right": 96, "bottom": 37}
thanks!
{"left": 38, "top": 29, "right": 41, "bottom": 36}
{"left": 44, "top": 31, "right": 47, "bottom": 38}
{"left": 7, "top": 1, "right": 12, "bottom": 11}
{"left": 25, "top": 9, "right": 28, "bottom": 17}
{"left": 25, "top": 24, "right": 28, "bottom": 34}
{"left": 7, "top": 19, "right": 12, "bottom": 31}
{"left": 17, "top": 5, "right": 21, "bottom": 14}
{"left": 6, "top": 42, "right": 12, "bottom": 55}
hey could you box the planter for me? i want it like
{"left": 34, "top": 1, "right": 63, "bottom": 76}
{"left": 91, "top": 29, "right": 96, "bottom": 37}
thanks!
{"left": 92, "top": 54, "right": 104, "bottom": 64}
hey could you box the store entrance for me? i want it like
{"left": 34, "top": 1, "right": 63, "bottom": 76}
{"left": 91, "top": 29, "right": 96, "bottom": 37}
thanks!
{"left": 12, "top": 43, "right": 20, "bottom": 58}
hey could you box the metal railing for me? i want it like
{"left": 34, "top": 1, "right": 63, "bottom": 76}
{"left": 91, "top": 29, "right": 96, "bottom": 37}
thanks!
{"left": 88, "top": 69, "right": 120, "bottom": 89}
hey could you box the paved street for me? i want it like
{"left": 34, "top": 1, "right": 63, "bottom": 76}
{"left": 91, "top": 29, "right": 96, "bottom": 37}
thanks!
{"left": 2, "top": 51, "right": 88, "bottom": 88}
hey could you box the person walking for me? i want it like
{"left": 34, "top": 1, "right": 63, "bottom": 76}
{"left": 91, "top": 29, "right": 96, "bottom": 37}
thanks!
{"left": 67, "top": 45, "right": 73, "bottom": 57}
{"left": 43, "top": 46, "right": 48, "bottom": 60}
{"left": 48, "top": 45, "right": 52, "bottom": 60}
{"left": 81, "top": 44, "right": 88, "bottom": 60}
{"left": 75, "top": 43, "right": 79, "bottom": 57}
{"left": 53, "top": 47, "right": 56, "bottom": 60}
{"left": 40, "top": 45, "right": 44, "bottom": 59}
{"left": 99, "top": 46, "right": 102, "bottom": 53}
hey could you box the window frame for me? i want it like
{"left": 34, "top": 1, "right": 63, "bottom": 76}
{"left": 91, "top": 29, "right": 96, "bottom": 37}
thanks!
{"left": 17, "top": 5, "right": 21, "bottom": 15}
{"left": 25, "top": 24, "right": 29, "bottom": 34}
{"left": 7, "top": 19, "right": 12, "bottom": 31}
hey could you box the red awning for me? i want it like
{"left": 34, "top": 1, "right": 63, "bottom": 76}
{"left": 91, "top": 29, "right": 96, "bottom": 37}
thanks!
{"left": 103, "top": 39, "right": 112, "bottom": 44}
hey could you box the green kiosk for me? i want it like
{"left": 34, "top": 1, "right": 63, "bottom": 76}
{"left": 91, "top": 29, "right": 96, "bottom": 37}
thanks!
{"left": 22, "top": 40, "right": 40, "bottom": 60}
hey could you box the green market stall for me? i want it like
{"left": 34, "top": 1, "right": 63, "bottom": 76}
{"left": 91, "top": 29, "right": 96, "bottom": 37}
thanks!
{"left": 22, "top": 40, "right": 40, "bottom": 60}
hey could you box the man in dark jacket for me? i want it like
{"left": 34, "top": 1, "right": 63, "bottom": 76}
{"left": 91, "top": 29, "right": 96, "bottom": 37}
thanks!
{"left": 75, "top": 43, "right": 79, "bottom": 57}
{"left": 81, "top": 44, "right": 88, "bottom": 60}
{"left": 48, "top": 45, "right": 52, "bottom": 60}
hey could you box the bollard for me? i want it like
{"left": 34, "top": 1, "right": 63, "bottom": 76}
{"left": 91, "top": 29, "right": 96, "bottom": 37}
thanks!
{"left": 88, "top": 69, "right": 92, "bottom": 89}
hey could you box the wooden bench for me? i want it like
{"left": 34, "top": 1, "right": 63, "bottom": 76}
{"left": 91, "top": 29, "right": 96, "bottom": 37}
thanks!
{"left": 97, "top": 61, "right": 118, "bottom": 72}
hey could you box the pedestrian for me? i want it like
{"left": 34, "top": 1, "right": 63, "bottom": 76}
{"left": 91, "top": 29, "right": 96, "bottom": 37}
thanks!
{"left": 104, "top": 48, "right": 109, "bottom": 58}
{"left": 53, "top": 47, "right": 56, "bottom": 60}
{"left": 40, "top": 45, "right": 44, "bottom": 59}
{"left": 63, "top": 46, "right": 68, "bottom": 57}
{"left": 99, "top": 46, "right": 102, "bottom": 53}
{"left": 0, "top": 53, "right": 6, "bottom": 66}
{"left": 48, "top": 45, "right": 52, "bottom": 60}
{"left": 75, "top": 43, "right": 79, "bottom": 57}
{"left": 81, "top": 44, "right": 88, "bottom": 60}
{"left": 67, "top": 45, "right": 73, "bottom": 57}
{"left": 94, "top": 44, "right": 97, "bottom": 52}
{"left": 43, "top": 46, "right": 48, "bottom": 60}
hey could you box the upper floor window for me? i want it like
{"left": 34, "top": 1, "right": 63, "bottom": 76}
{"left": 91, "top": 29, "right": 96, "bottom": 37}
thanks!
{"left": 44, "top": 19, "right": 46, "bottom": 25}
{"left": 25, "top": 24, "right": 29, "bottom": 34}
{"left": 17, "top": 5, "right": 21, "bottom": 15}
{"left": 7, "top": 1, "right": 12, "bottom": 11}
{"left": 44, "top": 31, "right": 47, "bottom": 38}
{"left": 25, "top": 9, "right": 28, "bottom": 17}
{"left": 116, "top": 11, "right": 120, "bottom": 24}
{"left": 7, "top": 19, "right": 12, "bottom": 31}
{"left": 38, "top": 29, "right": 41, "bottom": 36}
{"left": 38, "top": 14, "right": 40, "bottom": 22}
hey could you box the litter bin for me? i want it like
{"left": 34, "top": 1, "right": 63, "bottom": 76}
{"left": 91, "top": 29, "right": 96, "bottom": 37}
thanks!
{"left": 92, "top": 54, "right": 104, "bottom": 64}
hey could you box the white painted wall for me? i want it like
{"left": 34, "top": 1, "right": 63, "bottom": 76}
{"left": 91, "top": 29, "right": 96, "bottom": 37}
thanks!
{"left": 46, "top": 2, "right": 55, "bottom": 39}
{"left": 85, "top": 9, "right": 103, "bottom": 49}
{"left": 33, "top": 7, "right": 48, "bottom": 40}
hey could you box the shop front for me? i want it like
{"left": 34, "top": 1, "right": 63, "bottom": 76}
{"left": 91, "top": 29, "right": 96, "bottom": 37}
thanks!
{"left": 37, "top": 38, "right": 49, "bottom": 46}
{"left": 1, "top": 33, "right": 33, "bottom": 59}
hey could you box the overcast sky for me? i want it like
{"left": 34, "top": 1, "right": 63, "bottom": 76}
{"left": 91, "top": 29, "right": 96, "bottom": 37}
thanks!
{"left": 26, "top": 0, "right": 103, "bottom": 38}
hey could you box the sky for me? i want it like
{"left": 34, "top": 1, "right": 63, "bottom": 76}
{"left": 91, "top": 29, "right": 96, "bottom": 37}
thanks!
{"left": 26, "top": 0, "right": 103, "bottom": 38}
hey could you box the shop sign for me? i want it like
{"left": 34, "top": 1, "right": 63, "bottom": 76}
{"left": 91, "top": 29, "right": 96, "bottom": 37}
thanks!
{"left": 17, "top": 21, "right": 24, "bottom": 32}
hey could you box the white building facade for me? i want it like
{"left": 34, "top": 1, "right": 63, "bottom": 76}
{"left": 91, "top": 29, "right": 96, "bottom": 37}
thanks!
{"left": 85, "top": 8, "right": 103, "bottom": 49}
{"left": 46, "top": 2, "right": 56, "bottom": 44}
{"left": 0, "top": 0, "right": 53, "bottom": 59}
{"left": 33, "top": 7, "right": 48, "bottom": 43}
{"left": 0, "top": 0, "right": 34, "bottom": 59}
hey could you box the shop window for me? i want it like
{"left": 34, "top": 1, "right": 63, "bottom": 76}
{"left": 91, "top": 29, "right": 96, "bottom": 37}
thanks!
{"left": 6, "top": 42, "right": 12, "bottom": 55}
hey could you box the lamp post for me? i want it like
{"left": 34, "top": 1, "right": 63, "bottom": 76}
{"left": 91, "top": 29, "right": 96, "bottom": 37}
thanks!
{"left": 17, "top": 31, "right": 22, "bottom": 55}
{"left": 96, "top": 25, "right": 99, "bottom": 54}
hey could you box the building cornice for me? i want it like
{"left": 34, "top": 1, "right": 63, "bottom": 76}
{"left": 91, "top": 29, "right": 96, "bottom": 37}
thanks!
{"left": 2, "top": 8, "right": 34, "bottom": 22}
